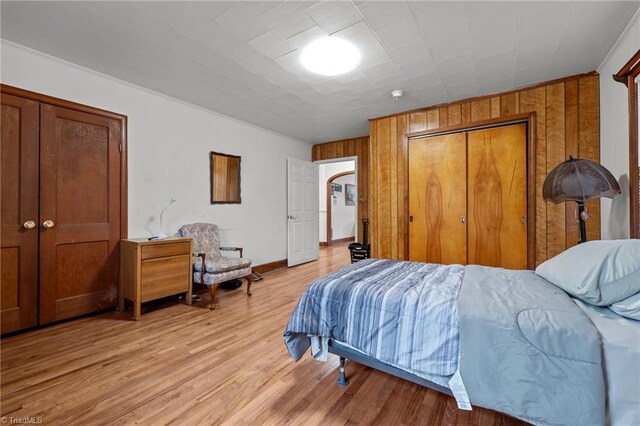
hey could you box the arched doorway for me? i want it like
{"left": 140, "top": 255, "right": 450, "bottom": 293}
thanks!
{"left": 326, "top": 171, "right": 356, "bottom": 245}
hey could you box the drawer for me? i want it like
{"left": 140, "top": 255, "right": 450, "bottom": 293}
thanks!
{"left": 140, "top": 255, "right": 190, "bottom": 302}
{"left": 141, "top": 241, "right": 190, "bottom": 260}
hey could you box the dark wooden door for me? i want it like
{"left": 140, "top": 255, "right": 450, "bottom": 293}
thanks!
{"left": 39, "top": 104, "right": 122, "bottom": 323}
{"left": 1, "top": 94, "right": 39, "bottom": 333}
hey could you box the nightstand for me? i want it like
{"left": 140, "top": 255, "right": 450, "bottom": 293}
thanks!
{"left": 120, "top": 237, "right": 193, "bottom": 320}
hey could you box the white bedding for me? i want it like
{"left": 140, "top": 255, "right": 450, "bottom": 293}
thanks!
{"left": 574, "top": 299, "right": 640, "bottom": 426}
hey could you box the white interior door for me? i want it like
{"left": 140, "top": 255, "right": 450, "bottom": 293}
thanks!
{"left": 287, "top": 158, "right": 319, "bottom": 266}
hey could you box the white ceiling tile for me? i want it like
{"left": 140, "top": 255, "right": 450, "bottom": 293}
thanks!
{"left": 411, "top": 1, "right": 471, "bottom": 47}
{"left": 518, "top": 1, "right": 566, "bottom": 18}
{"left": 207, "top": 33, "right": 261, "bottom": 63}
{"left": 171, "top": 6, "right": 227, "bottom": 43}
{"left": 441, "top": 70, "right": 473, "bottom": 88}
{"left": 408, "top": 75, "right": 447, "bottom": 91}
{"left": 475, "top": 52, "right": 514, "bottom": 74}
{"left": 362, "top": 61, "right": 402, "bottom": 83}
{"left": 436, "top": 56, "right": 475, "bottom": 78}
{"left": 248, "top": 29, "right": 296, "bottom": 60}
{"left": 334, "top": 68, "right": 369, "bottom": 85}
{"left": 309, "top": 80, "right": 345, "bottom": 95}
{"left": 286, "top": 25, "right": 327, "bottom": 50}
{"left": 333, "top": 21, "right": 390, "bottom": 69}
{"left": 430, "top": 36, "right": 474, "bottom": 65}
{"left": 259, "top": 2, "right": 316, "bottom": 38}
{"left": 77, "top": 1, "right": 146, "bottom": 27}
{"left": 305, "top": 1, "right": 363, "bottom": 34}
{"left": 373, "top": 17, "right": 422, "bottom": 51}
{"left": 215, "top": 6, "right": 271, "bottom": 41}
{"left": 262, "top": 67, "right": 299, "bottom": 87}
{"left": 236, "top": 52, "right": 285, "bottom": 76}
{"left": 513, "top": 65, "right": 552, "bottom": 87}
{"left": 387, "top": 39, "right": 432, "bottom": 67}
{"left": 187, "top": 1, "right": 234, "bottom": 20}
{"left": 129, "top": 1, "right": 190, "bottom": 25}
{"left": 289, "top": 1, "right": 323, "bottom": 10}
{"left": 356, "top": 1, "right": 413, "bottom": 30}
{"left": 465, "top": 3, "right": 518, "bottom": 60}
{"left": 240, "top": 1, "right": 283, "bottom": 16}
{"left": 399, "top": 58, "right": 440, "bottom": 81}
{"left": 514, "top": 48, "right": 557, "bottom": 72}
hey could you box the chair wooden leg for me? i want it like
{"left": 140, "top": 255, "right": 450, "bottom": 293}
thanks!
{"left": 245, "top": 274, "right": 253, "bottom": 296}
{"left": 209, "top": 284, "right": 219, "bottom": 310}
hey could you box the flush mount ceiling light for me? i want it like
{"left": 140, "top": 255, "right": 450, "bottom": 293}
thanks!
{"left": 301, "top": 37, "right": 360, "bottom": 76}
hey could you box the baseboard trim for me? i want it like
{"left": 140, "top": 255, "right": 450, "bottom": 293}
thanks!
{"left": 329, "top": 237, "right": 355, "bottom": 245}
{"left": 319, "top": 242, "right": 328, "bottom": 247}
{"left": 253, "top": 259, "right": 288, "bottom": 275}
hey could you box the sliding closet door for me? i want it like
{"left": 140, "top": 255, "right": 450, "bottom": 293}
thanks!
{"left": 409, "top": 133, "right": 467, "bottom": 264}
{"left": 467, "top": 124, "right": 527, "bottom": 269}
{"left": 0, "top": 94, "right": 39, "bottom": 333}
{"left": 39, "top": 104, "right": 122, "bottom": 323}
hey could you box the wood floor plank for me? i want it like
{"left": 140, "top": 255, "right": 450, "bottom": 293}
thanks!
{"left": 1, "top": 243, "right": 528, "bottom": 425}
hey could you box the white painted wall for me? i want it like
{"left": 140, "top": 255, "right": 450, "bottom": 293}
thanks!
{"left": 318, "top": 160, "right": 355, "bottom": 242}
{"left": 331, "top": 174, "right": 356, "bottom": 240}
{"left": 598, "top": 10, "right": 640, "bottom": 239}
{"left": 1, "top": 41, "right": 311, "bottom": 265}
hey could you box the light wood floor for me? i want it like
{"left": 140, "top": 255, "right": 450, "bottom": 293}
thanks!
{"left": 1, "top": 243, "right": 526, "bottom": 425}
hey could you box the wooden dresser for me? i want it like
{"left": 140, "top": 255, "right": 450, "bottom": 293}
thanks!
{"left": 120, "top": 237, "right": 192, "bottom": 320}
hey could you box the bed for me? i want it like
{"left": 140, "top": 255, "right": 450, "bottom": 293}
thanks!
{"left": 573, "top": 300, "right": 640, "bottom": 426}
{"left": 284, "top": 240, "right": 640, "bottom": 426}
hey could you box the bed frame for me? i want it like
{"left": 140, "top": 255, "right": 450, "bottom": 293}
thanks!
{"left": 328, "top": 339, "right": 453, "bottom": 396}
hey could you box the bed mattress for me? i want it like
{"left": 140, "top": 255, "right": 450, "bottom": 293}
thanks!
{"left": 574, "top": 299, "right": 640, "bottom": 426}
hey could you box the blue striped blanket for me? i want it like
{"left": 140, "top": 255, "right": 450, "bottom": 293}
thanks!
{"left": 284, "top": 259, "right": 465, "bottom": 379}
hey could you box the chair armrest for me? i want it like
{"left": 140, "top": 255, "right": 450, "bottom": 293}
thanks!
{"left": 221, "top": 247, "right": 243, "bottom": 258}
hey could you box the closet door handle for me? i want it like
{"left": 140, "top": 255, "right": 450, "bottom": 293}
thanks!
{"left": 42, "top": 220, "right": 55, "bottom": 229}
{"left": 23, "top": 220, "right": 37, "bottom": 230}
{"left": 461, "top": 216, "right": 466, "bottom": 224}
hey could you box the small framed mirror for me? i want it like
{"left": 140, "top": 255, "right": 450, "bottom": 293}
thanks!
{"left": 210, "top": 151, "right": 241, "bottom": 204}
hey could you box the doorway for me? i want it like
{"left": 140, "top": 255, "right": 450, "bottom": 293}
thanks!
{"left": 317, "top": 159, "right": 357, "bottom": 246}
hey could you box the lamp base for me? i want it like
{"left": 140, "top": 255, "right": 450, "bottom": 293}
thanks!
{"left": 149, "top": 232, "right": 168, "bottom": 241}
{"left": 577, "top": 203, "right": 587, "bottom": 244}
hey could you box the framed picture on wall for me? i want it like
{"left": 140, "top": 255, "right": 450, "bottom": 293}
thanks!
{"left": 331, "top": 183, "right": 342, "bottom": 194}
{"left": 345, "top": 184, "right": 355, "bottom": 206}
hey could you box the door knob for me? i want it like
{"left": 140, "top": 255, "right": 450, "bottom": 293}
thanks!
{"left": 461, "top": 216, "right": 466, "bottom": 224}
{"left": 23, "top": 220, "right": 36, "bottom": 230}
{"left": 42, "top": 220, "right": 55, "bottom": 229}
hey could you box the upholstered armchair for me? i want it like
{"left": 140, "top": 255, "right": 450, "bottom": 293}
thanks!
{"left": 178, "top": 223, "right": 253, "bottom": 310}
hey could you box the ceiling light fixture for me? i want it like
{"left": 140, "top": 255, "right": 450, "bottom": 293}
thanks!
{"left": 301, "top": 37, "right": 360, "bottom": 76}
{"left": 391, "top": 90, "right": 404, "bottom": 100}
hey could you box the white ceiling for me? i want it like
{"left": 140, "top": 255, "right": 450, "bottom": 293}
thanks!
{"left": 1, "top": 1, "right": 638, "bottom": 143}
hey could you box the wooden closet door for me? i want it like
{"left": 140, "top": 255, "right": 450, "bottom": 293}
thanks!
{"left": 1, "top": 94, "right": 39, "bottom": 333}
{"left": 39, "top": 104, "right": 122, "bottom": 323}
{"left": 467, "top": 124, "right": 527, "bottom": 269}
{"left": 409, "top": 133, "right": 467, "bottom": 264}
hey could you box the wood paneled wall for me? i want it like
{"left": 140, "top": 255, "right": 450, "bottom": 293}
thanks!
{"left": 368, "top": 73, "right": 600, "bottom": 266}
{"left": 312, "top": 136, "right": 369, "bottom": 241}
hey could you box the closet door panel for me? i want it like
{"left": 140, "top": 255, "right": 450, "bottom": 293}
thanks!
{"left": 409, "top": 133, "right": 467, "bottom": 264}
{"left": 467, "top": 124, "right": 527, "bottom": 269}
{"left": 0, "top": 94, "right": 39, "bottom": 333}
{"left": 39, "top": 104, "right": 121, "bottom": 323}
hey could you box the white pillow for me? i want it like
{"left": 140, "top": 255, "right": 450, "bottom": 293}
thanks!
{"left": 535, "top": 239, "right": 640, "bottom": 306}
{"left": 610, "top": 292, "right": 640, "bottom": 321}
